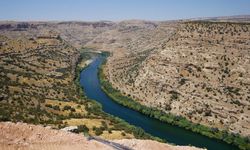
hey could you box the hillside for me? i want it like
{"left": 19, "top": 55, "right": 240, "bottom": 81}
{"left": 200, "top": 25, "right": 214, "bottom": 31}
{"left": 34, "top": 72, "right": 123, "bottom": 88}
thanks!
{"left": 0, "top": 30, "right": 151, "bottom": 140}
{"left": 101, "top": 21, "right": 250, "bottom": 138}
{"left": 0, "top": 18, "right": 249, "bottom": 149}
{"left": 57, "top": 18, "right": 249, "bottom": 141}
{"left": 0, "top": 21, "right": 115, "bottom": 48}
{"left": 0, "top": 32, "right": 81, "bottom": 123}
{"left": 0, "top": 122, "right": 201, "bottom": 150}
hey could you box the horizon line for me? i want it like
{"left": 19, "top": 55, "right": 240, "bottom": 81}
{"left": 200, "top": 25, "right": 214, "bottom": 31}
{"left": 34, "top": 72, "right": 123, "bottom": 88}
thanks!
{"left": 0, "top": 14, "right": 249, "bottom": 23}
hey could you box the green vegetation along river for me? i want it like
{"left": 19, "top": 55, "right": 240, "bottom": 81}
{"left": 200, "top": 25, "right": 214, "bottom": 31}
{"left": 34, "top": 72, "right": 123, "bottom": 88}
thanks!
{"left": 80, "top": 55, "right": 240, "bottom": 150}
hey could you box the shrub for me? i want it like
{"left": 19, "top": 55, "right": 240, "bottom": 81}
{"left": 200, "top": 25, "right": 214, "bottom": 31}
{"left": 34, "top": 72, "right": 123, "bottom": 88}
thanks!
{"left": 45, "top": 104, "right": 53, "bottom": 108}
{"left": 70, "top": 107, "right": 76, "bottom": 112}
{"left": 95, "top": 128, "right": 103, "bottom": 136}
{"left": 121, "top": 132, "right": 126, "bottom": 136}
{"left": 77, "top": 125, "right": 89, "bottom": 133}
{"left": 52, "top": 105, "right": 60, "bottom": 111}
{"left": 63, "top": 105, "right": 71, "bottom": 111}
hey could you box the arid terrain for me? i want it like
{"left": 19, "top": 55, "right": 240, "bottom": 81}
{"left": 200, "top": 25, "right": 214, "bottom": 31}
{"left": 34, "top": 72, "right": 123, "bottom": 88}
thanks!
{"left": 0, "top": 26, "right": 139, "bottom": 140}
{"left": 0, "top": 20, "right": 182, "bottom": 149}
{"left": 99, "top": 21, "right": 250, "bottom": 137}
{"left": 0, "top": 122, "right": 202, "bottom": 150}
{"left": 0, "top": 15, "right": 249, "bottom": 149}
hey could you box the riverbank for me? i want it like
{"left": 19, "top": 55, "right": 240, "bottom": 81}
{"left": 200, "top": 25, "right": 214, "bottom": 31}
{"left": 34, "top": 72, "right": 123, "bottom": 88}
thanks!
{"left": 74, "top": 50, "right": 163, "bottom": 141}
{"left": 98, "top": 55, "right": 249, "bottom": 150}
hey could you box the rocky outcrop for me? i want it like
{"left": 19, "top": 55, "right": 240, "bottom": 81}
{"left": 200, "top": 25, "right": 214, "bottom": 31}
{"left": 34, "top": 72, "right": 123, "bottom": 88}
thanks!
{"left": 0, "top": 122, "right": 203, "bottom": 150}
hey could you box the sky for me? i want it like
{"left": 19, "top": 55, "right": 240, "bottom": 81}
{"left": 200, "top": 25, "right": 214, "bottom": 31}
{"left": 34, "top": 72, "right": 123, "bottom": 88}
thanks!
{"left": 0, "top": 0, "right": 250, "bottom": 21}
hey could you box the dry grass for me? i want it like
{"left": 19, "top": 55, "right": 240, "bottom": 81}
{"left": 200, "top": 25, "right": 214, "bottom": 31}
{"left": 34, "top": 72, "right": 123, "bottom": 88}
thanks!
{"left": 44, "top": 100, "right": 86, "bottom": 115}
{"left": 101, "top": 130, "right": 134, "bottom": 140}
{"left": 63, "top": 118, "right": 103, "bottom": 128}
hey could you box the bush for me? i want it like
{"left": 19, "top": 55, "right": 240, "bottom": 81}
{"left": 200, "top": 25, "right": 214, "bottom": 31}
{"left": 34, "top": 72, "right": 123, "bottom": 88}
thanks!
{"left": 63, "top": 105, "right": 71, "bottom": 111}
{"left": 121, "top": 132, "right": 126, "bottom": 136}
{"left": 45, "top": 104, "right": 53, "bottom": 108}
{"left": 52, "top": 105, "right": 60, "bottom": 111}
{"left": 101, "top": 121, "right": 108, "bottom": 129}
{"left": 95, "top": 128, "right": 103, "bottom": 136}
{"left": 77, "top": 125, "right": 89, "bottom": 133}
{"left": 108, "top": 128, "right": 112, "bottom": 133}
{"left": 70, "top": 107, "right": 76, "bottom": 112}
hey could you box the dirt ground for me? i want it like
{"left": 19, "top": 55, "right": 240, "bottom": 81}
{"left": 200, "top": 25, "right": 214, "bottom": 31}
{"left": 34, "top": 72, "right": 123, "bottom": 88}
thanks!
{"left": 0, "top": 122, "right": 202, "bottom": 150}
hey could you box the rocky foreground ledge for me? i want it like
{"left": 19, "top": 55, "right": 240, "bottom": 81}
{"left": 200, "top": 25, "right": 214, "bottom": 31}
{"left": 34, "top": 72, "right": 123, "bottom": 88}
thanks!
{"left": 0, "top": 122, "right": 203, "bottom": 150}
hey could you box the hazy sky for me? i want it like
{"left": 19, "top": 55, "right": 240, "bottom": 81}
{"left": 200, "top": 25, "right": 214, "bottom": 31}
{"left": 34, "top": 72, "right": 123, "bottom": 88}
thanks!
{"left": 1, "top": 0, "right": 250, "bottom": 21}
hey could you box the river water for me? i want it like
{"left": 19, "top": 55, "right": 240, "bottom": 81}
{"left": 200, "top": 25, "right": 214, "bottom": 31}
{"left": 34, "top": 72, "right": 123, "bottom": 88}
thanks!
{"left": 80, "top": 56, "right": 238, "bottom": 150}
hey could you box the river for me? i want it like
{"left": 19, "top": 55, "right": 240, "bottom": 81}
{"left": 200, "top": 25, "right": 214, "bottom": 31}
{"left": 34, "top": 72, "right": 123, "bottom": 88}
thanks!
{"left": 80, "top": 56, "right": 238, "bottom": 150}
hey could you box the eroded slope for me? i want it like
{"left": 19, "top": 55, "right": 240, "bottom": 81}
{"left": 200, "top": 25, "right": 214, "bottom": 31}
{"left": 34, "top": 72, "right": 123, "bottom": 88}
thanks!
{"left": 0, "top": 32, "right": 136, "bottom": 139}
{"left": 103, "top": 21, "right": 250, "bottom": 137}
